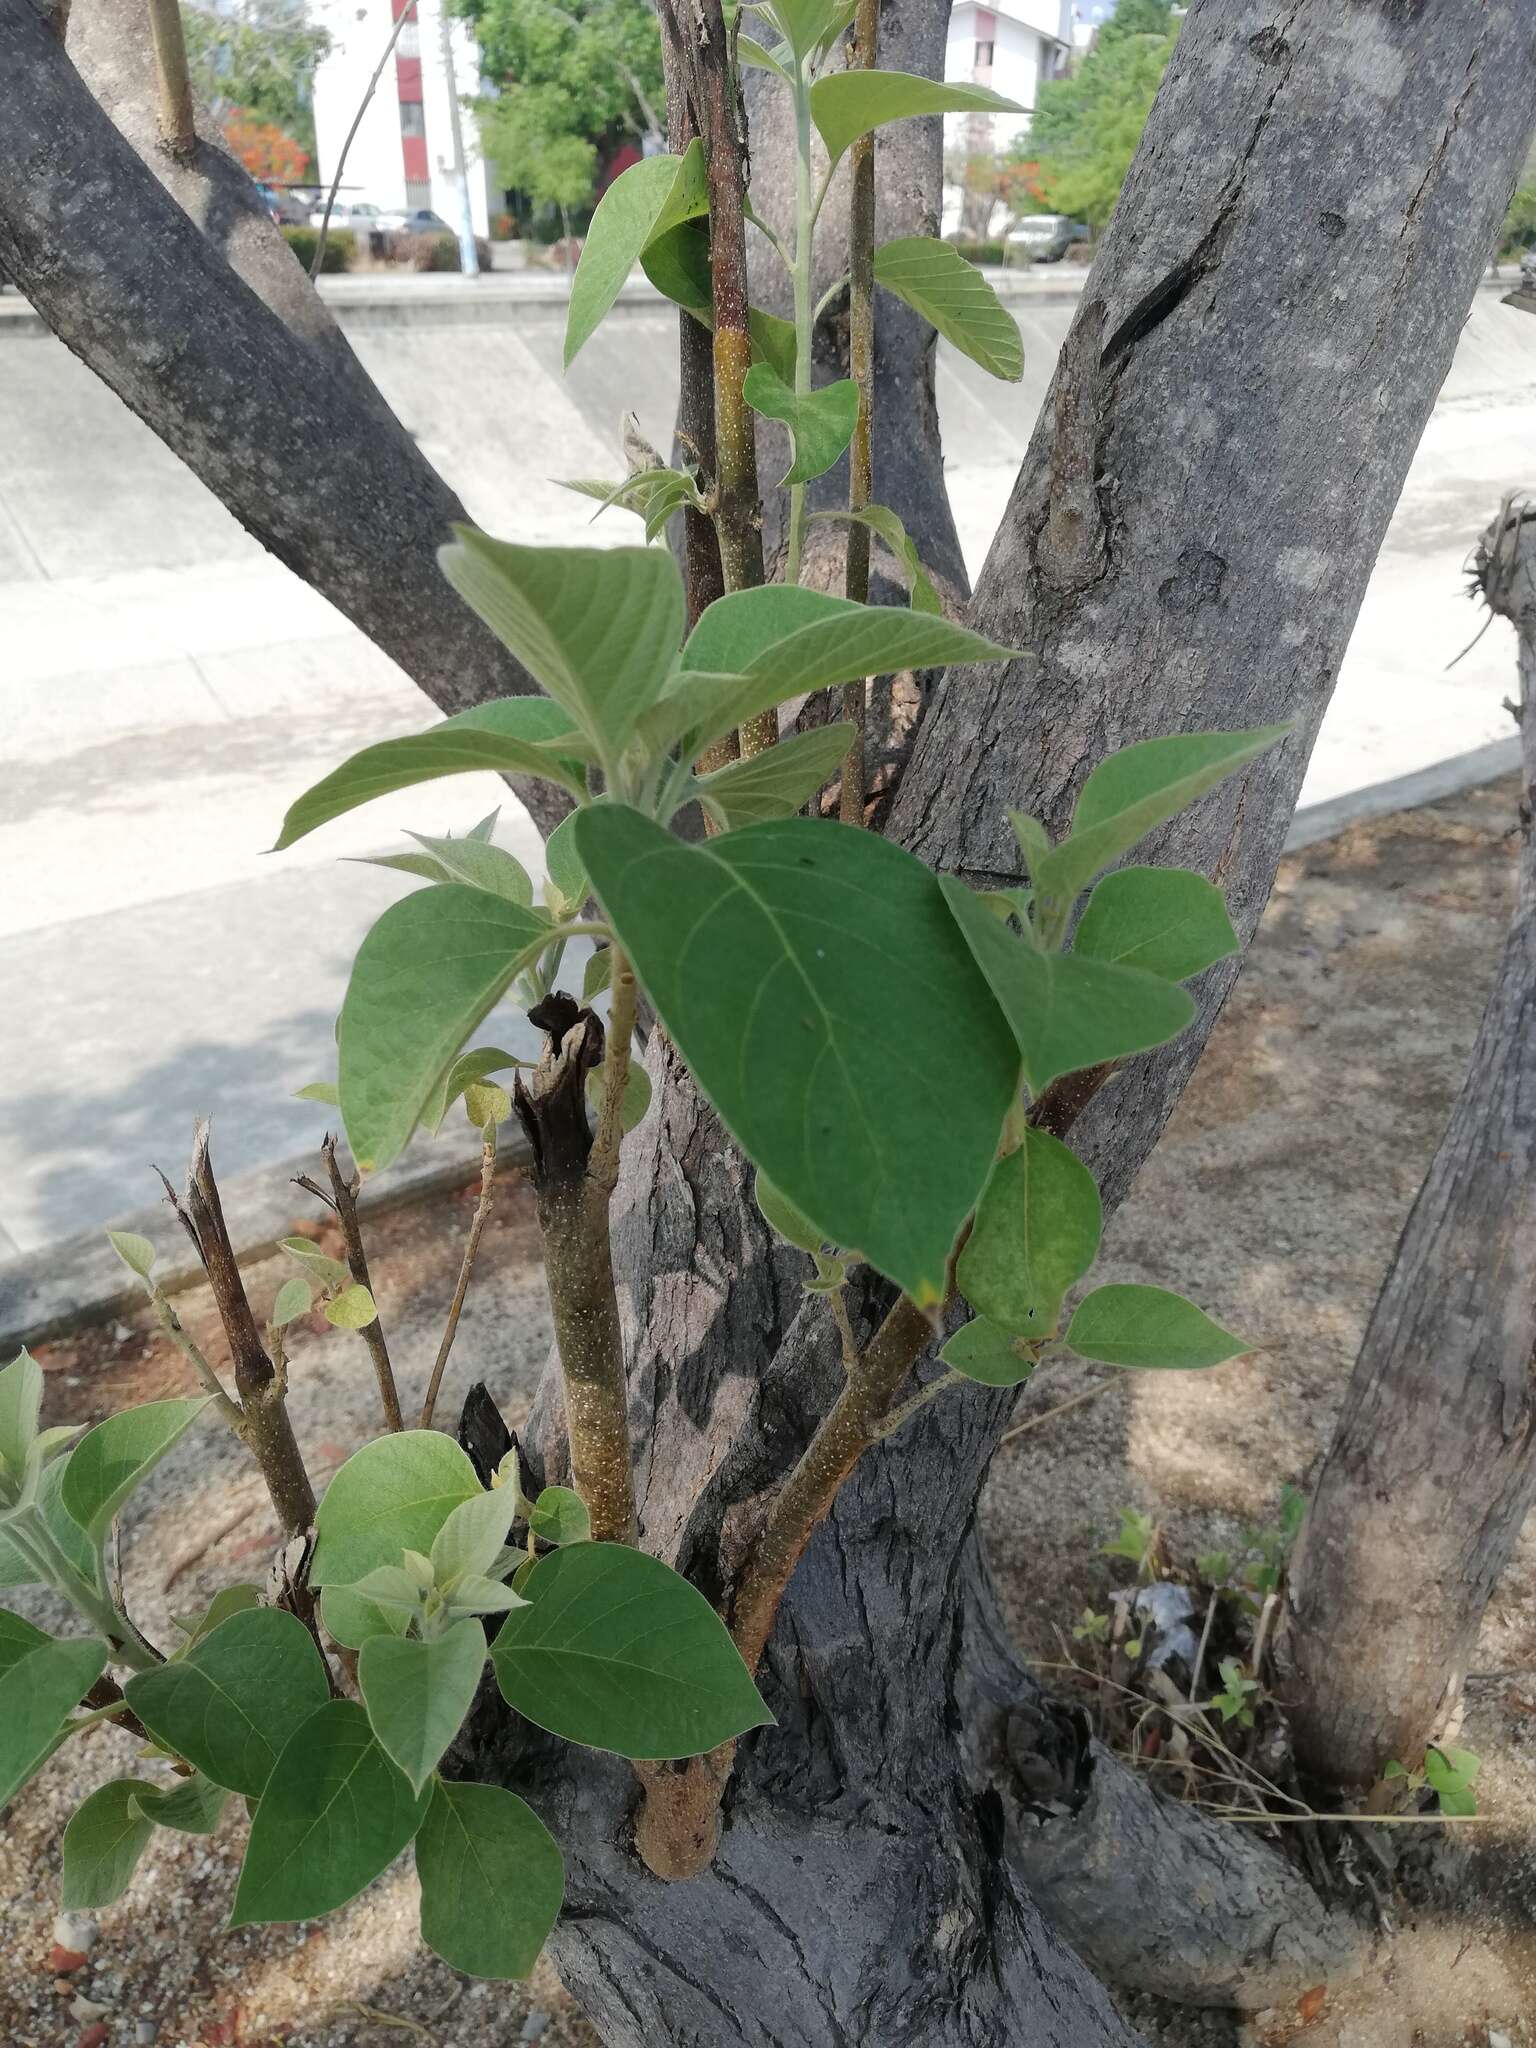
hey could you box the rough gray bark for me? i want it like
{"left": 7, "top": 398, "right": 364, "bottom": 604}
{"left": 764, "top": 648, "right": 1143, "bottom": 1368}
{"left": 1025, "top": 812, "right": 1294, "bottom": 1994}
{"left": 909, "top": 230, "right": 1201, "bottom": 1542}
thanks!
{"left": 1280, "top": 500, "right": 1536, "bottom": 1789}
{"left": 470, "top": 7, "right": 1536, "bottom": 2044}
{"left": 0, "top": 0, "right": 565, "bottom": 828}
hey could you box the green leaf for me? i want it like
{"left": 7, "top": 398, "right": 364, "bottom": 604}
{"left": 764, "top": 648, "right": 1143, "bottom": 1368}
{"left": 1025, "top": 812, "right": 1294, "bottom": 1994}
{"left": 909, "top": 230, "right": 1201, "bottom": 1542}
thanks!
{"left": 0, "top": 1348, "right": 43, "bottom": 1470}
{"left": 321, "top": 1580, "right": 416, "bottom": 1650}
{"left": 0, "top": 1606, "right": 49, "bottom": 1678}
{"left": 325, "top": 1284, "right": 378, "bottom": 1330}
{"left": 1425, "top": 1745, "right": 1480, "bottom": 1817}
{"left": 1073, "top": 866, "right": 1238, "bottom": 982}
{"left": 810, "top": 71, "right": 1024, "bottom": 167}
{"left": 360, "top": 1560, "right": 434, "bottom": 1607}
{"left": 1008, "top": 810, "right": 1053, "bottom": 884}
{"left": 1065, "top": 1284, "right": 1251, "bottom": 1371}
{"left": 737, "top": 29, "right": 792, "bottom": 79}
{"left": 742, "top": 364, "right": 860, "bottom": 486}
{"left": 1034, "top": 726, "right": 1290, "bottom": 913}
{"left": 294, "top": 1080, "right": 340, "bottom": 1106}
{"left": 61, "top": 1397, "right": 211, "bottom": 1544}
{"left": 359, "top": 1617, "right": 487, "bottom": 1796}
{"left": 422, "top": 1045, "right": 525, "bottom": 1138}
{"left": 311, "top": 1430, "right": 482, "bottom": 1587}
{"left": 767, "top": 0, "right": 854, "bottom": 57}
{"left": 0, "top": 1636, "right": 107, "bottom": 1807}
{"left": 810, "top": 505, "right": 942, "bottom": 613}
{"left": 129, "top": 1770, "right": 229, "bottom": 1834}
{"left": 463, "top": 1080, "right": 511, "bottom": 1130}
{"left": 639, "top": 216, "right": 711, "bottom": 321}
{"left": 439, "top": 530, "right": 684, "bottom": 764}
{"left": 274, "top": 696, "right": 590, "bottom": 850}
{"left": 665, "top": 604, "right": 1021, "bottom": 760}
{"left": 542, "top": 811, "right": 589, "bottom": 917}
{"left": 105, "top": 1230, "right": 157, "bottom": 1282}
{"left": 173, "top": 1582, "right": 263, "bottom": 1646}
{"left": 754, "top": 1171, "right": 824, "bottom": 1253}
{"left": 359, "top": 845, "right": 458, "bottom": 883}
{"left": 585, "top": 1060, "right": 652, "bottom": 1134}
{"left": 62, "top": 1779, "right": 157, "bottom": 1908}
{"left": 939, "top": 874, "right": 1195, "bottom": 1098}
{"left": 430, "top": 1479, "right": 521, "bottom": 1590}
{"left": 940, "top": 1318, "right": 1034, "bottom": 1387}
{"left": 582, "top": 947, "right": 613, "bottom": 1002}
{"left": 574, "top": 808, "right": 1019, "bottom": 1302}
{"left": 468, "top": 807, "right": 501, "bottom": 841}
{"left": 0, "top": 1453, "right": 97, "bottom": 1589}
{"left": 750, "top": 307, "right": 800, "bottom": 386}
{"left": 565, "top": 142, "right": 706, "bottom": 366}
{"left": 338, "top": 885, "right": 550, "bottom": 1173}
{"left": 693, "top": 723, "right": 856, "bottom": 828}
{"left": 446, "top": 1573, "right": 530, "bottom": 1617}
{"left": 416, "top": 1779, "right": 563, "bottom": 1980}
{"left": 872, "top": 238, "right": 1023, "bottom": 381}
{"left": 279, "top": 1236, "right": 350, "bottom": 1292}
{"left": 270, "top": 1277, "right": 313, "bottom": 1328}
{"left": 404, "top": 831, "right": 536, "bottom": 908}
{"left": 125, "top": 1607, "right": 332, "bottom": 1797}
{"left": 957, "top": 1130, "right": 1101, "bottom": 1336}
{"left": 677, "top": 584, "right": 858, "bottom": 678}
{"left": 230, "top": 1699, "right": 430, "bottom": 1927}
{"left": 492, "top": 1542, "right": 772, "bottom": 1759}
{"left": 527, "top": 1486, "right": 591, "bottom": 1547}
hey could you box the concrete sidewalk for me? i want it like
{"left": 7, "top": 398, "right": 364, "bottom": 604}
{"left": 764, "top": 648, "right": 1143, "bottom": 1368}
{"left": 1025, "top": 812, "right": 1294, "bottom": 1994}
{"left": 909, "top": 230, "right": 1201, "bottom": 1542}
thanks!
{"left": 1, "top": 279, "right": 1533, "bottom": 1258}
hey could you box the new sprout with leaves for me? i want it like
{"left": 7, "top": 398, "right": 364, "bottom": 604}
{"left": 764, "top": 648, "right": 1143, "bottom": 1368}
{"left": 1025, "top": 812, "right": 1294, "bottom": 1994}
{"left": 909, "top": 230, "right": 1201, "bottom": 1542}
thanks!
{"left": 0, "top": 0, "right": 1289, "bottom": 1989}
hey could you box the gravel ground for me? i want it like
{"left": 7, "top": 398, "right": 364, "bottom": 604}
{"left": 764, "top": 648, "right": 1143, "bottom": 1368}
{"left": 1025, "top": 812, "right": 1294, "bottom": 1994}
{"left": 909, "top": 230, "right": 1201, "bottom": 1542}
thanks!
{"left": 4, "top": 781, "right": 1535, "bottom": 2048}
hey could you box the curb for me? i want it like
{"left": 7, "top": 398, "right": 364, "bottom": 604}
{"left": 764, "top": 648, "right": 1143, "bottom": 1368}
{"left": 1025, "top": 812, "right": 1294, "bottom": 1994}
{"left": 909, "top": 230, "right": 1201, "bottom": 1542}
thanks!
{"left": 1283, "top": 735, "right": 1521, "bottom": 853}
{"left": 0, "top": 1129, "right": 533, "bottom": 1355}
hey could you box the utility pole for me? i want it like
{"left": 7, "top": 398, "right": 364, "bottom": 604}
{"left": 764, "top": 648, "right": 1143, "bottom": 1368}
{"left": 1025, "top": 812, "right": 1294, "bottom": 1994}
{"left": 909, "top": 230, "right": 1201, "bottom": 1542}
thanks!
{"left": 435, "top": 0, "right": 479, "bottom": 278}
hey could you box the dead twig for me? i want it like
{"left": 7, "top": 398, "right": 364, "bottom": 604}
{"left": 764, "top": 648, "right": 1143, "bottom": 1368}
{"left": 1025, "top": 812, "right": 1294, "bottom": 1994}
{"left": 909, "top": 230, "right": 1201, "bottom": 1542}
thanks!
{"left": 419, "top": 1130, "right": 498, "bottom": 1431}
{"left": 311, "top": 4, "right": 417, "bottom": 278}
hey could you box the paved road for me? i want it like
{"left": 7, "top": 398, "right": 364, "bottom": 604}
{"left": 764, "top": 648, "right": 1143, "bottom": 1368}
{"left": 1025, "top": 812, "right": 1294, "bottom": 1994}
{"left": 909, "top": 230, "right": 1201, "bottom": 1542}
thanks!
{"left": 1, "top": 277, "right": 1533, "bottom": 1255}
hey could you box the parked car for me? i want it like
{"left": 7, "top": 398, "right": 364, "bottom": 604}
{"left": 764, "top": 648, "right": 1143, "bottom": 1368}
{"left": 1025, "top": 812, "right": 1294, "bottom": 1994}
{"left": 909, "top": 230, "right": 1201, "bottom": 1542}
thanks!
{"left": 308, "top": 199, "right": 387, "bottom": 232}
{"left": 1003, "top": 214, "right": 1091, "bottom": 264}
{"left": 256, "top": 183, "right": 311, "bottom": 228}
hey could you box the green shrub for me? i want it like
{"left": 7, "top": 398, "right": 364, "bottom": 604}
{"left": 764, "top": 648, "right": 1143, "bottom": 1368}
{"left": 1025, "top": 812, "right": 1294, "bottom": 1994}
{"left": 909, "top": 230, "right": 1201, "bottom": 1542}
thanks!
{"left": 280, "top": 226, "right": 355, "bottom": 274}
{"left": 416, "top": 233, "right": 493, "bottom": 273}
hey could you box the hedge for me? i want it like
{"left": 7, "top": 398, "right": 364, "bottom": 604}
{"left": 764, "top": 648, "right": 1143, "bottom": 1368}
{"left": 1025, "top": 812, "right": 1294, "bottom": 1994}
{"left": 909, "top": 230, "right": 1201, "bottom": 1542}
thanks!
{"left": 280, "top": 227, "right": 355, "bottom": 274}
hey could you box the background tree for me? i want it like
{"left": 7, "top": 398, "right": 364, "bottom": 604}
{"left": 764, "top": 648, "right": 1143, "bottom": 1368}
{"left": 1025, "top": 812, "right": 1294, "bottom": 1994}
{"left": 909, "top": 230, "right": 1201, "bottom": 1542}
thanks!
{"left": 1023, "top": 0, "right": 1179, "bottom": 228}
{"left": 221, "top": 106, "right": 310, "bottom": 183}
{"left": 463, "top": 0, "right": 664, "bottom": 230}
{"left": 3, "top": 0, "right": 1535, "bottom": 2040}
{"left": 182, "top": 0, "right": 330, "bottom": 165}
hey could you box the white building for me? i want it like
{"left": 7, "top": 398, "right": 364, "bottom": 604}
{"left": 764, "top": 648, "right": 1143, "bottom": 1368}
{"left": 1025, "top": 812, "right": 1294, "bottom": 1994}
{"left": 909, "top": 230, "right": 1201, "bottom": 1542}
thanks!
{"left": 311, "top": 0, "right": 496, "bottom": 235}
{"left": 942, "top": 0, "right": 1073, "bottom": 232}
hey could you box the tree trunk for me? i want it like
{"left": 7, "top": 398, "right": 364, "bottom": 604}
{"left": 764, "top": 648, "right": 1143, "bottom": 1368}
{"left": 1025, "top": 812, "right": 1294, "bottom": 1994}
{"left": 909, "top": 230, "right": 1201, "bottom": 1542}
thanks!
{"left": 467, "top": 8, "right": 1536, "bottom": 2044}
{"left": 0, "top": 0, "right": 566, "bottom": 827}
{"left": 1280, "top": 500, "right": 1536, "bottom": 1789}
